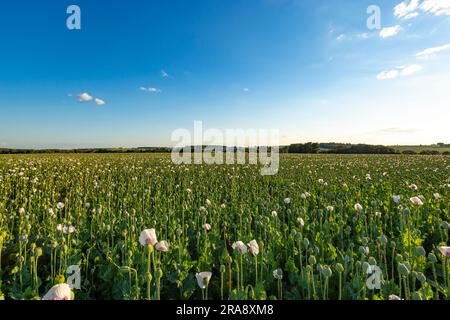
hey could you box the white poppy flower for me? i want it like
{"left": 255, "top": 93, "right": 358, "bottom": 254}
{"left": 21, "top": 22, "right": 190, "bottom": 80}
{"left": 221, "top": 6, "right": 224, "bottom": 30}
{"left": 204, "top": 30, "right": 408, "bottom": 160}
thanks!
{"left": 232, "top": 241, "right": 248, "bottom": 254}
{"left": 195, "top": 272, "right": 212, "bottom": 289}
{"left": 43, "top": 283, "right": 72, "bottom": 300}
{"left": 155, "top": 240, "right": 169, "bottom": 252}
{"left": 248, "top": 240, "right": 259, "bottom": 256}
{"left": 139, "top": 229, "right": 158, "bottom": 246}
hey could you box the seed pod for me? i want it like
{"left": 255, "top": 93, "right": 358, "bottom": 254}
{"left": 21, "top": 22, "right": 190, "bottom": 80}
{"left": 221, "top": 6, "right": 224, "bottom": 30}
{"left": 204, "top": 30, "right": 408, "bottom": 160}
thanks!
{"left": 428, "top": 253, "right": 437, "bottom": 263}
{"left": 416, "top": 272, "right": 426, "bottom": 283}
{"left": 362, "top": 261, "right": 370, "bottom": 273}
{"left": 398, "top": 263, "right": 409, "bottom": 276}
{"left": 322, "top": 266, "right": 332, "bottom": 278}
{"left": 308, "top": 256, "right": 316, "bottom": 265}
{"left": 377, "top": 235, "right": 388, "bottom": 246}
{"left": 413, "top": 246, "right": 426, "bottom": 257}
{"left": 335, "top": 263, "right": 344, "bottom": 273}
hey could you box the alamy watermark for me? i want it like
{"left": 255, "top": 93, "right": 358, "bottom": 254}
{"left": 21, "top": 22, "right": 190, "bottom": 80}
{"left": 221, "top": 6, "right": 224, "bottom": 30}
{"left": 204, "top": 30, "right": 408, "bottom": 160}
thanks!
{"left": 67, "top": 265, "right": 81, "bottom": 290}
{"left": 366, "top": 265, "right": 382, "bottom": 290}
{"left": 170, "top": 121, "right": 280, "bottom": 176}
{"left": 66, "top": 5, "right": 81, "bottom": 30}
{"left": 367, "top": 5, "right": 382, "bottom": 30}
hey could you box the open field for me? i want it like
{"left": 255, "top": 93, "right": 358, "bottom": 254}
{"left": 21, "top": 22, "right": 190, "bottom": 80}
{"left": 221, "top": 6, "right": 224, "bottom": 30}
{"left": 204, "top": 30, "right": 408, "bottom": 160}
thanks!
{"left": 0, "top": 153, "right": 449, "bottom": 300}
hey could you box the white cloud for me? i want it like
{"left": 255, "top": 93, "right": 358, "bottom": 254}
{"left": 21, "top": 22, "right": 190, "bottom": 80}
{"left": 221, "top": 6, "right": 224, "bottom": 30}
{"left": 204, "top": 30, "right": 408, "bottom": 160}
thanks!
{"left": 377, "top": 64, "right": 423, "bottom": 80}
{"left": 336, "top": 33, "right": 370, "bottom": 41}
{"left": 394, "top": 0, "right": 450, "bottom": 19}
{"left": 420, "top": 0, "right": 450, "bottom": 16}
{"left": 416, "top": 43, "right": 450, "bottom": 58}
{"left": 404, "top": 11, "right": 420, "bottom": 19}
{"left": 94, "top": 98, "right": 106, "bottom": 106}
{"left": 140, "top": 87, "right": 161, "bottom": 93}
{"left": 394, "top": 0, "right": 420, "bottom": 19}
{"left": 377, "top": 70, "right": 400, "bottom": 80}
{"left": 160, "top": 70, "right": 169, "bottom": 78}
{"left": 379, "top": 25, "right": 402, "bottom": 38}
{"left": 357, "top": 33, "right": 370, "bottom": 39}
{"left": 243, "top": 88, "right": 250, "bottom": 92}
{"left": 400, "top": 64, "right": 423, "bottom": 76}
{"left": 77, "top": 92, "right": 93, "bottom": 102}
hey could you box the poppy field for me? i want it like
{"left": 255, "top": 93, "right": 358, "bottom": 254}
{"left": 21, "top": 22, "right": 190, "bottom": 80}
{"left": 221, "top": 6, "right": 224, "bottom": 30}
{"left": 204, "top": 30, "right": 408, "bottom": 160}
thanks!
{"left": 0, "top": 153, "right": 449, "bottom": 300}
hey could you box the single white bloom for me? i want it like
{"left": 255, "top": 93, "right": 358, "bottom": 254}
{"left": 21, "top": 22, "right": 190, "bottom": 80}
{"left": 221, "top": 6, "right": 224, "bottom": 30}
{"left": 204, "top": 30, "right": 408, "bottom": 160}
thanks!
{"left": 155, "top": 240, "right": 169, "bottom": 252}
{"left": 439, "top": 246, "right": 450, "bottom": 259}
{"left": 139, "top": 228, "right": 158, "bottom": 246}
{"left": 202, "top": 223, "right": 212, "bottom": 231}
{"left": 284, "top": 198, "right": 291, "bottom": 204}
{"left": 298, "top": 217, "right": 305, "bottom": 227}
{"left": 248, "top": 240, "right": 260, "bottom": 256}
{"left": 271, "top": 210, "right": 278, "bottom": 218}
{"left": 18, "top": 208, "right": 25, "bottom": 214}
{"left": 434, "top": 193, "right": 441, "bottom": 200}
{"left": 57, "top": 202, "right": 65, "bottom": 209}
{"left": 354, "top": 203, "right": 363, "bottom": 212}
{"left": 232, "top": 241, "right": 248, "bottom": 254}
{"left": 199, "top": 206, "right": 207, "bottom": 213}
{"left": 389, "top": 294, "right": 401, "bottom": 300}
{"left": 273, "top": 268, "right": 283, "bottom": 280}
{"left": 205, "top": 199, "right": 212, "bottom": 206}
{"left": 43, "top": 283, "right": 72, "bottom": 300}
{"left": 375, "top": 212, "right": 382, "bottom": 218}
{"left": 195, "top": 272, "right": 212, "bottom": 289}
{"left": 410, "top": 196, "right": 423, "bottom": 206}
{"left": 393, "top": 195, "right": 401, "bottom": 203}
{"left": 326, "top": 206, "right": 334, "bottom": 212}
{"left": 220, "top": 203, "right": 226, "bottom": 209}
{"left": 409, "top": 184, "right": 418, "bottom": 190}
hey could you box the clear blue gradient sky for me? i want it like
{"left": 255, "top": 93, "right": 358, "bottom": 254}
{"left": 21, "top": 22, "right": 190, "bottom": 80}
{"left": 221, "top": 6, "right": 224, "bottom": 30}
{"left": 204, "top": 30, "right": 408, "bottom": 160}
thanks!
{"left": 0, "top": 0, "right": 449, "bottom": 148}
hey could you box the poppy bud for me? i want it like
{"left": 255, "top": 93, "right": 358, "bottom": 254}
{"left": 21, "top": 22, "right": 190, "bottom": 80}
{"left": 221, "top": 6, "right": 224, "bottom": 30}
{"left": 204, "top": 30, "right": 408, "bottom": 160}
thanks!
{"left": 413, "top": 246, "right": 426, "bottom": 257}
{"left": 428, "top": 253, "right": 437, "bottom": 263}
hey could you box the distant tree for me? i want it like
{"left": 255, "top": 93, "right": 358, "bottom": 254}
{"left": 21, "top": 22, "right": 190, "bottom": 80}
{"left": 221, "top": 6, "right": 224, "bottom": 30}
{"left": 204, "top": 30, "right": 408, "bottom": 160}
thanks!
{"left": 420, "top": 150, "right": 440, "bottom": 155}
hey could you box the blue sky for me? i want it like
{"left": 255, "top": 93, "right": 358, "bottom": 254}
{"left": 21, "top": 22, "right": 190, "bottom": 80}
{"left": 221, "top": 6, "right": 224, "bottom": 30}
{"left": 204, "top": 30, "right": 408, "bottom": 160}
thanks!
{"left": 0, "top": 0, "right": 449, "bottom": 148}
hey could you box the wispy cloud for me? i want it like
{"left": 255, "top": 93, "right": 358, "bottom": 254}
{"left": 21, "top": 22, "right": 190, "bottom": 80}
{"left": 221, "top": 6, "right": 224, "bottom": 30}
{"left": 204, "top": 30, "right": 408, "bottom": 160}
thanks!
{"left": 379, "top": 25, "right": 402, "bottom": 38}
{"left": 420, "top": 0, "right": 450, "bottom": 16}
{"left": 336, "top": 33, "right": 370, "bottom": 41}
{"left": 376, "top": 64, "right": 423, "bottom": 80}
{"left": 416, "top": 43, "right": 450, "bottom": 58}
{"left": 94, "top": 98, "right": 106, "bottom": 106}
{"left": 394, "top": 0, "right": 420, "bottom": 19}
{"left": 140, "top": 87, "right": 161, "bottom": 93}
{"left": 160, "top": 70, "right": 169, "bottom": 78}
{"left": 243, "top": 88, "right": 250, "bottom": 92}
{"left": 369, "top": 127, "right": 420, "bottom": 134}
{"left": 394, "top": 0, "right": 450, "bottom": 20}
